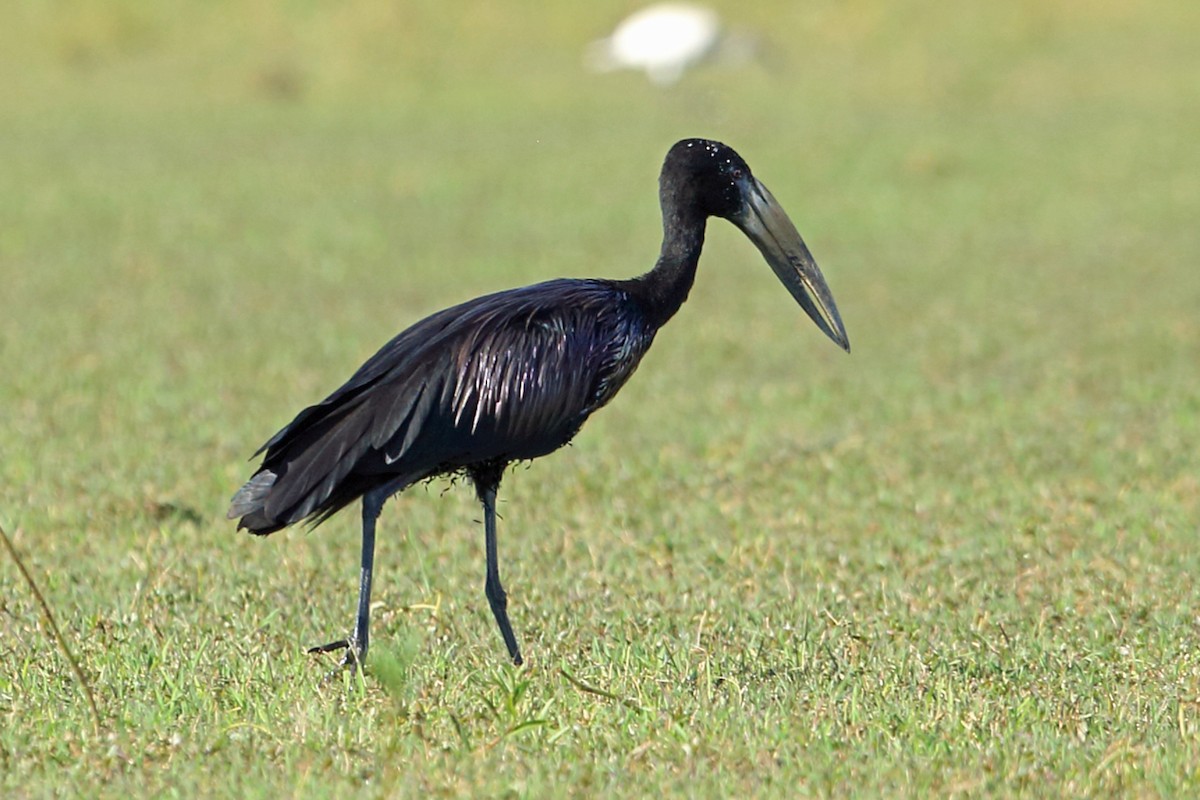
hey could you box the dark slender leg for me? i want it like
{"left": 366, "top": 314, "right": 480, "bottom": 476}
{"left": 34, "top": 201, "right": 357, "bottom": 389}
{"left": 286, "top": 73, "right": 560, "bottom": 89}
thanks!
{"left": 350, "top": 491, "right": 382, "bottom": 663}
{"left": 308, "top": 491, "right": 384, "bottom": 669}
{"left": 474, "top": 470, "right": 523, "bottom": 665}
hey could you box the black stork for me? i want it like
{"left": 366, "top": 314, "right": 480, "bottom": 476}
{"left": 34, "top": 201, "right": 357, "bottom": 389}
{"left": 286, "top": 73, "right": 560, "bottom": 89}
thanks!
{"left": 229, "top": 138, "right": 850, "bottom": 668}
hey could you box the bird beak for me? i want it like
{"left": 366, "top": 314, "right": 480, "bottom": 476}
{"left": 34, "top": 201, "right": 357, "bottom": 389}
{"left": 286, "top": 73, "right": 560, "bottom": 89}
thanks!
{"left": 733, "top": 178, "right": 850, "bottom": 352}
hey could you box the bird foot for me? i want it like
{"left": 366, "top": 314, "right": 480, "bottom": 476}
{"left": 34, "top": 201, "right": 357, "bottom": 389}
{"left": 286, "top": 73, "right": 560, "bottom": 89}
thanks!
{"left": 308, "top": 637, "right": 367, "bottom": 679}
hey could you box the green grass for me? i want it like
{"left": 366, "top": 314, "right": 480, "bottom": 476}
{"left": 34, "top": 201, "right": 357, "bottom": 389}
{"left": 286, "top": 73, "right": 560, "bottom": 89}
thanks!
{"left": 2, "top": 0, "right": 1199, "bottom": 796}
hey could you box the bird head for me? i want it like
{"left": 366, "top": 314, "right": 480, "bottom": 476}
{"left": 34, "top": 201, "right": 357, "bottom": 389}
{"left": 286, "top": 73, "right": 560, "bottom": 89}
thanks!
{"left": 662, "top": 138, "right": 851, "bottom": 352}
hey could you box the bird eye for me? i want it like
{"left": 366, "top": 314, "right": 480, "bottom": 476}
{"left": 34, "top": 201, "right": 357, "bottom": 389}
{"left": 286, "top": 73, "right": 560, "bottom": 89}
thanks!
{"left": 731, "top": 168, "right": 744, "bottom": 180}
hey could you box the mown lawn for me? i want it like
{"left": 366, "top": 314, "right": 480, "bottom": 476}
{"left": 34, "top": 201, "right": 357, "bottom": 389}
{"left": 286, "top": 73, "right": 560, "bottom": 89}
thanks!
{"left": 2, "top": 1, "right": 1198, "bottom": 796}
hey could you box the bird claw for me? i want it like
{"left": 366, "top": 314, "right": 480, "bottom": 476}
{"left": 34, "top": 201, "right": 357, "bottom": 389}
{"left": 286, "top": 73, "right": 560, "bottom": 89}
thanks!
{"left": 307, "top": 638, "right": 351, "bottom": 654}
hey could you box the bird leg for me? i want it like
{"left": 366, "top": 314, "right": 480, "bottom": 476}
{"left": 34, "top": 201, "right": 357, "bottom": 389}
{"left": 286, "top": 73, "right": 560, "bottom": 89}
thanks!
{"left": 474, "top": 468, "right": 524, "bottom": 665}
{"left": 307, "top": 490, "right": 383, "bottom": 670}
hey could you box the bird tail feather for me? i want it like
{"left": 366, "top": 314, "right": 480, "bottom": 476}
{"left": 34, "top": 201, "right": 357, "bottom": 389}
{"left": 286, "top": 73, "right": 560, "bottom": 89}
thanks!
{"left": 228, "top": 470, "right": 283, "bottom": 535}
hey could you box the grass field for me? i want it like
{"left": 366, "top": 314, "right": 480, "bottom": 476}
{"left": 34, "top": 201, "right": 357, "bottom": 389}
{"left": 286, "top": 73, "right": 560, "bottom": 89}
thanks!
{"left": 2, "top": 0, "right": 1199, "bottom": 796}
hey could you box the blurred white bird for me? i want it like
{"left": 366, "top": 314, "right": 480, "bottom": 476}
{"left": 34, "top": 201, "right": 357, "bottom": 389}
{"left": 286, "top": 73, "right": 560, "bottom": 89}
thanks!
{"left": 585, "top": 3, "right": 725, "bottom": 86}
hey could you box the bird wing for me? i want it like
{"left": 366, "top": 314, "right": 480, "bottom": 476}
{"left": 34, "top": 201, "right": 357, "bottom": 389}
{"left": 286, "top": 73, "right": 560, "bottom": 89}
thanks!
{"left": 242, "top": 279, "right": 651, "bottom": 527}
{"left": 373, "top": 278, "right": 650, "bottom": 464}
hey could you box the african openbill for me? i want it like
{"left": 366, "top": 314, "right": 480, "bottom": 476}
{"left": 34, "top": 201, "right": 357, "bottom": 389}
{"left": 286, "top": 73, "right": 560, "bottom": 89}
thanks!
{"left": 229, "top": 138, "right": 850, "bottom": 668}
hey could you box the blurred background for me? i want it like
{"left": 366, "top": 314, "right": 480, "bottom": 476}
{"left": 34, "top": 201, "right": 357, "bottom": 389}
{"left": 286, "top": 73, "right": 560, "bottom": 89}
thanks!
{"left": 3, "top": 0, "right": 1196, "bottom": 532}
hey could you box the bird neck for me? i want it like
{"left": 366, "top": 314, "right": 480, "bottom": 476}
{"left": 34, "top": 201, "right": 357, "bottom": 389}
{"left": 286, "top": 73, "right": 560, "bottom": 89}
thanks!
{"left": 627, "top": 208, "right": 707, "bottom": 329}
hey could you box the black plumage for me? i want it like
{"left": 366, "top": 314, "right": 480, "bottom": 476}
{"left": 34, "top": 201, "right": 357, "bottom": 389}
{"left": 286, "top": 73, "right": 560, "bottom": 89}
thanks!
{"left": 230, "top": 138, "right": 850, "bottom": 667}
